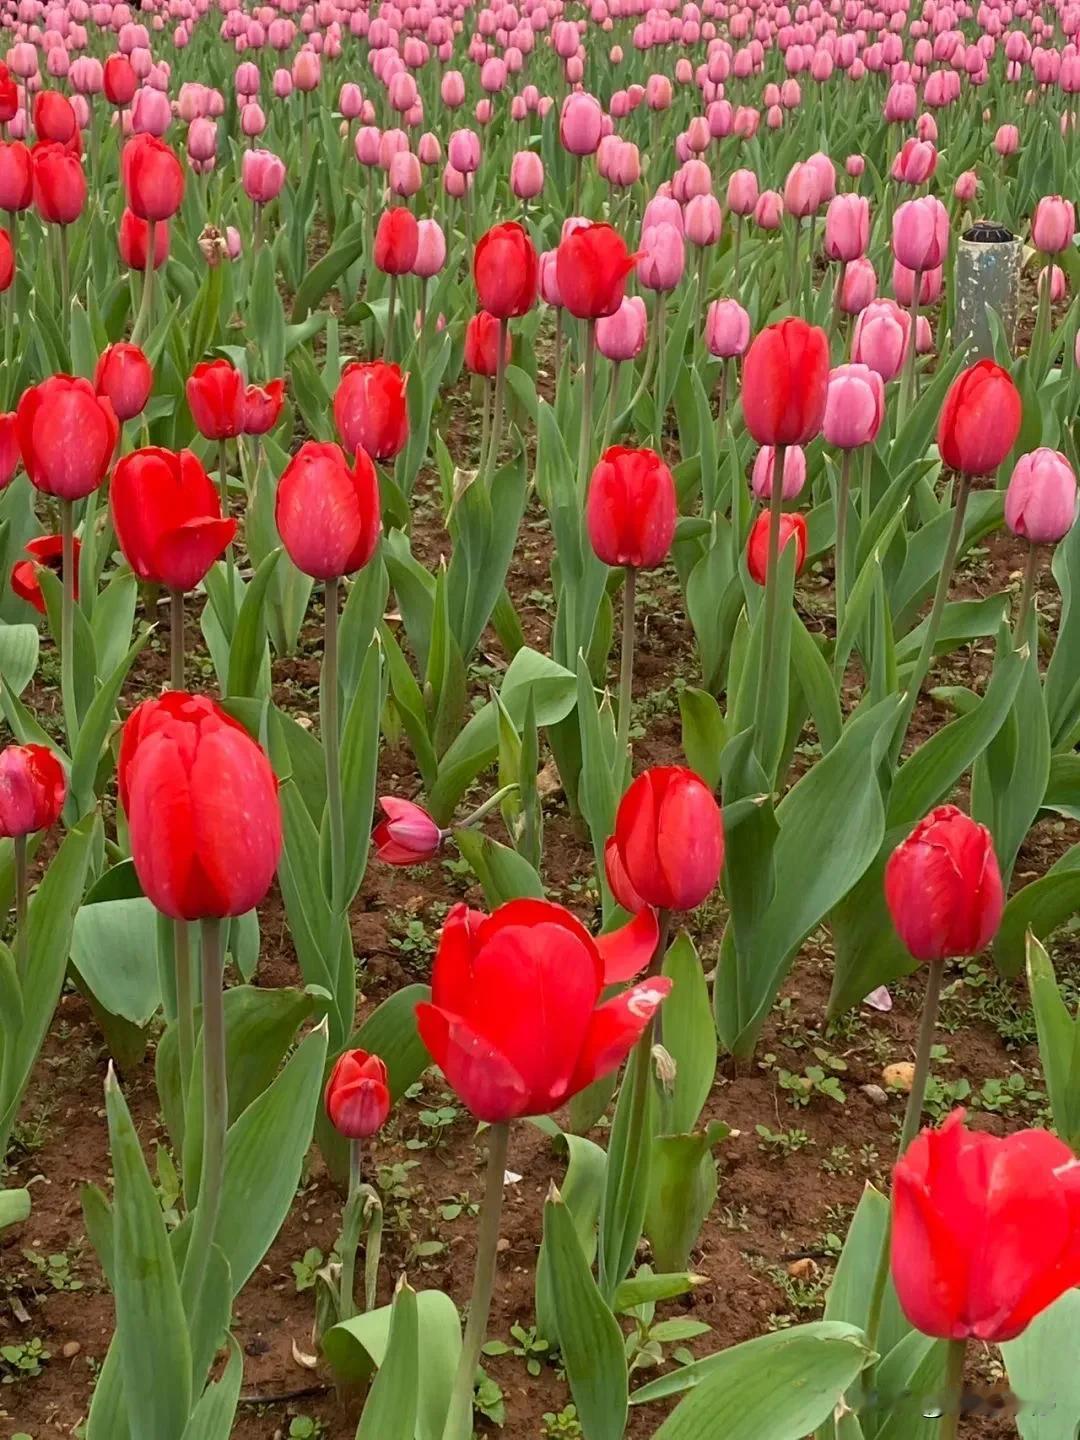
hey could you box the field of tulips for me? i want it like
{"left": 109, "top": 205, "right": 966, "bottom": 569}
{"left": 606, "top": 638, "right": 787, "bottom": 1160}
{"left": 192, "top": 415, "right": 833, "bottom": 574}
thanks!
{"left": 6, "top": 0, "right": 1080, "bottom": 1436}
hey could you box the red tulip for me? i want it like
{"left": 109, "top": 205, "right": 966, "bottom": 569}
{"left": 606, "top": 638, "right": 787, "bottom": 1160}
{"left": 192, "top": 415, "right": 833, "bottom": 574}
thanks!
{"left": 555, "top": 222, "right": 638, "bottom": 319}
{"left": 276, "top": 440, "right": 380, "bottom": 580}
{"left": 11, "top": 535, "right": 80, "bottom": 614}
{"left": 186, "top": 360, "right": 245, "bottom": 441}
{"left": 324, "top": 1049, "right": 392, "bottom": 1139}
{"left": 31, "top": 142, "right": 86, "bottom": 227}
{"left": 333, "top": 361, "right": 409, "bottom": 462}
{"left": 243, "top": 379, "right": 285, "bottom": 435}
{"left": 373, "top": 797, "right": 444, "bottom": 865}
{"left": 374, "top": 207, "right": 419, "bottom": 275}
{"left": 605, "top": 766, "right": 724, "bottom": 914}
{"left": 16, "top": 375, "right": 118, "bottom": 500}
{"left": 0, "top": 744, "right": 66, "bottom": 838}
{"left": 937, "top": 359, "right": 1022, "bottom": 477}
{"left": 111, "top": 447, "right": 237, "bottom": 592}
{"left": 0, "top": 64, "right": 17, "bottom": 126}
{"left": 33, "top": 91, "right": 77, "bottom": 146}
{"left": 0, "top": 142, "right": 33, "bottom": 213}
{"left": 884, "top": 805, "right": 1003, "bottom": 962}
{"left": 94, "top": 342, "right": 152, "bottom": 422}
{"left": 464, "top": 311, "right": 510, "bottom": 378}
{"left": 473, "top": 221, "right": 539, "bottom": 319}
{"left": 121, "top": 692, "right": 281, "bottom": 921}
{"left": 892, "top": 1109, "right": 1080, "bottom": 1343}
{"left": 586, "top": 445, "right": 677, "bottom": 569}
{"left": 119, "top": 207, "right": 170, "bottom": 271}
{"left": 416, "top": 899, "right": 669, "bottom": 1123}
{"left": 741, "top": 317, "right": 830, "bottom": 447}
{"left": 104, "top": 54, "right": 138, "bottom": 107}
{"left": 0, "top": 411, "right": 18, "bottom": 489}
{"left": 123, "top": 134, "right": 185, "bottom": 224}
{"left": 746, "top": 510, "right": 807, "bottom": 585}
{"left": 0, "top": 227, "right": 12, "bottom": 293}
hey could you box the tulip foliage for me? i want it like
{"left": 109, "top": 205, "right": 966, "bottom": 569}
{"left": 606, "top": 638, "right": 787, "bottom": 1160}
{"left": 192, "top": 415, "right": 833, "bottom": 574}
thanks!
{"left": 5, "top": 3, "right": 1080, "bottom": 1439}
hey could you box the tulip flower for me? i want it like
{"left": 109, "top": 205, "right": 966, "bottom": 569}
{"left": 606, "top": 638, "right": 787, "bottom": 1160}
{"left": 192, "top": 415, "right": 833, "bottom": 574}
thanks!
{"left": 596, "top": 296, "right": 647, "bottom": 363}
{"left": 746, "top": 510, "right": 807, "bottom": 586}
{"left": 11, "top": 535, "right": 79, "bottom": 614}
{"left": 243, "top": 380, "right": 285, "bottom": 436}
{"left": 824, "top": 193, "right": 869, "bottom": 263}
{"left": 276, "top": 441, "right": 380, "bottom": 582}
{"left": 464, "top": 311, "right": 509, "bottom": 378}
{"left": 751, "top": 445, "right": 806, "bottom": 501}
{"left": 123, "top": 133, "right": 185, "bottom": 222}
{"left": 852, "top": 298, "right": 910, "bottom": 381}
{"left": 824, "top": 364, "right": 885, "bottom": 452}
{"left": 31, "top": 142, "right": 85, "bottom": 235}
{"left": 605, "top": 767, "right": 724, "bottom": 915}
{"left": 555, "top": 222, "right": 637, "bottom": 320}
{"left": 420, "top": 897, "right": 668, "bottom": 1438}
{"left": 636, "top": 222, "right": 685, "bottom": 293}
{"left": 93, "top": 342, "right": 152, "bottom": 423}
{"left": 840, "top": 256, "right": 877, "bottom": 315}
{"left": 186, "top": 360, "right": 245, "bottom": 442}
{"left": 325, "top": 1049, "right": 391, "bottom": 1140}
{"left": 705, "top": 299, "right": 750, "bottom": 360}
{"left": 333, "top": 361, "right": 409, "bottom": 462}
{"left": 241, "top": 147, "right": 286, "bottom": 207}
{"left": 937, "top": 360, "right": 1021, "bottom": 478}
{"left": 1031, "top": 195, "right": 1075, "bottom": 255}
{"left": 0, "top": 412, "right": 16, "bottom": 490}
{"left": 0, "top": 142, "right": 33, "bottom": 215}
{"left": 510, "top": 150, "right": 544, "bottom": 200}
{"left": 119, "top": 207, "right": 169, "bottom": 272}
{"left": 373, "top": 797, "right": 445, "bottom": 865}
{"left": 1006, "top": 449, "right": 1078, "bottom": 546}
{"left": 0, "top": 743, "right": 66, "bottom": 840}
{"left": 374, "top": 208, "right": 419, "bottom": 357}
{"left": 104, "top": 54, "right": 138, "bottom": 107}
{"left": 560, "top": 92, "right": 603, "bottom": 157}
{"left": 891, "top": 1110, "right": 1080, "bottom": 1348}
{"left": 17, "top": 375, "right": 117, "bottom": 502}
{"left": 473, "top": 221, "right": 539, "bottom": 320}
{"left": 742, "top": 318, "right": 829, "bottom": 448}
{"left": 412, "top": 219, "right": 446, "bottom": 283}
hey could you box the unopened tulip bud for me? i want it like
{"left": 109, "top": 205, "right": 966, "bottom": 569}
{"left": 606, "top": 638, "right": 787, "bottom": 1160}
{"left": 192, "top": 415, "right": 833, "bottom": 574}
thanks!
{"left": 1005, "top": 448, "right": 1078, "bottom": 543}
{"left": 752, "top": 444, "right": 806, "bottom": 501}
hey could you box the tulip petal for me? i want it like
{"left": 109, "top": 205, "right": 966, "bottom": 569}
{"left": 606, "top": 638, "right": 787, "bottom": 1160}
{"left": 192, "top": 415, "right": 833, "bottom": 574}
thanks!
{"left": 430, "top": 903, "right": 484, "bottom": 1012}
{"left": 567, "top": 976, "right": 672, "bottom": 1099}
{"left": 890, "top": 1164, "right": 970, "bottom": 1340}
{"left": 153, "top": 516, "right": 238, "bottom": 592}
{"left": 415, "top": 1002, "right": 528, "bottom": 1124}
{"left": 126, "top": 732, "right": 200, "bottom": 920}
{"left": 188, "top": 727, "right": 281, "bottom": 917}
{"left": 594, "top": 906, "right": 660, "bottom": 984}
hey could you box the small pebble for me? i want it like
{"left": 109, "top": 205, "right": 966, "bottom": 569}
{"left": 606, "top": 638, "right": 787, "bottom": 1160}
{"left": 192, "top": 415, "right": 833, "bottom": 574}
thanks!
{"left": 860, "top": 1083, "right": 888, "bottom": 1107}
{"left": 882, "top": 1062, "right": 915, "bottom": 1092}
{"left": 62, "top": 1341, "right": 81, "bottom": 1359}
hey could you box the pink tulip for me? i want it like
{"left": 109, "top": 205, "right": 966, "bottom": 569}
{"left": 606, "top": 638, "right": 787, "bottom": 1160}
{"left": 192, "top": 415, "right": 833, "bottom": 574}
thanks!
{"left": 892, "top": 137, "right": 938, "bottom": 185}
{"left": 684, "top": 193, "right": 722, "bottom": 247}
{"left": 242, "top": 147, "right": 285, "bottom": 204}
{"left": 726, "top": 167, "right": 759, "bottom": 215}
{"left": 1039, "top": 264, "right": 1068, "bottom": 302}
{"left": 954, "top": 169, "right": 978, "bottom": 203}
{"left": 441, "top": 70, "right": 466, "bottom": 107}
{"left": 131, "top": 86, "right": 170, "bottom": 135}
{"left": 389, "top": 151, "right": 422, "bottom": 198}
{"left": 824, "top": 364, "right": 886, "bottom": 449}
{"left": 846, "top": 154, "right": 866, "bottom": 178}
{"left": 187, "top": 116, "right": 216, "bottom": 163}
{"left": 754, "top": 189, "right": 784, "bottom": 230}
{"left": 824, "top": 193, "right": 869, "bottom": 262}
{"left": 995, "top": 124, "right": 1020, "bottom": 156}
{"left": 892, "top": 196, "right": 950, "bottom": 273}
{"left": 241, "top": 103, "right": 266, "bottom": 138}
{"left": 1005, "top": 449, "right": 1078, "bottom": 543}
{"left": 852, "top": 298, "right": 911, "bottom": 381}
{"left": 560, "top": 92, "right": 603, "bottom": 156}
{"left": 637, "top": 222, "right": 685, "bottom": 292}
{"left": 893, "top": 261, "right": 943, "bottom": 307}
{"left": 538, "top": 249, "right": 561, "bottom": 308}
{"left": 783, "top": 161, "right": 820, "bottom": 218}
{"left": 752, "top": 445, "right": 807, "bottom": 500}
{"left": 448, "top": 127, "right": 480, "bottom": 173}
{"left": 596, "top": 295, "right": 647, "bottom": 362}
{"left": 705, "top": 298, "right": 751, "bottom": 358}
{"left": 510, "top": 150, "right": 544, "bottom": 199}
{"left": 1032, "top": 196, "right": 1076, "bottom": 254}
{"left": 412, "top": 218, "right": 446, "bottom": 279}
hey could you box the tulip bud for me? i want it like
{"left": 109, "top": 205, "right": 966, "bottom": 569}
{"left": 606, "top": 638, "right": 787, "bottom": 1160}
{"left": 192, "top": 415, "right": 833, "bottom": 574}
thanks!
{"left": 0, "top": 744, "right": 66, "bottom": 838}
{"left": 937, "top": 359, "right": 1022, "bottom": 477}
{"left": 705, "top": 299, "right": 751, "bottom": 358}
{"left": 751, "top": 445, "right": 806, "bottom": 501}
{"left": 823, "top": 364, "right": 885, "bottom": 450}
{"left": 746, "top": 510, "right": 808, "bottom": 586}
{"left": 885, "top": 805, "right": 1003, "bottom": 962}
{"left": 1005, "top": 448, "right": 1078, "bottom": 544}
{"left": 605, "top": 766, "right": 724, "bottom": 913}
{"left": 324, "top": 1049, "right": 392, "bottom": 1139}
{"left": 596, "top": 296, "right": 647, "bottom": 363}
{"left": 373, "top": 797, "right": 445, "bottom": 864}
{"left": 586, "top": 445, "right": 676, "bottom": 569}
{"left": 510, "top": 149, "right": 544, "bottom": 200}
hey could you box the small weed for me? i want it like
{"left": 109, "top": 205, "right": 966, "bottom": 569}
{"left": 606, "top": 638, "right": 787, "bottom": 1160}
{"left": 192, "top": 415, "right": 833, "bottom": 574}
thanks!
{"left": 288, "top": 1417, "right": 325, "bottom": 1439}
{"left": 291, "top": 1247, "right": 324, "bottom": 1293}
{"left": 820, "top": 1145, "right": 854, "bottom": 1176}
{"left": 22, "top": 1248, "right": 84, "bottom": 1293}
{"left": 541, "top": 1406, "right": 583, "bottom": 1438}
{"left": 439, "top": 1192, "right": 479, "bottom": 1222}
{"left": 406, "top": 1103, "right": 460, "bottom": 1152}
{"left": 756, "top": 1124, "right": 813, "bottom": 1156}
{"left": 389, "top": 917, "right": 437, "bottom": 961}
{"left": 1, "top": 1337, "right": 50, "bottom": 1382}
{"left": 777, "top": 1064, "right": 846, "bottom": 1108}
{"left": 474, "top": 1374, "right": 506, "bottom": 1426}
{"left": 483, "top": 1322, "right": 550, "bottom": 1377}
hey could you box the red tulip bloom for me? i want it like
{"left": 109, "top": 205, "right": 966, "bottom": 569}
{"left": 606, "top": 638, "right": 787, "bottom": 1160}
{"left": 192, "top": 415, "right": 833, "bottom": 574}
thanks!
{"left": 121, "top": 692, "right": 282, "bottom": 920}
{"left": 0, "top": 65, "right": 17, "bottom": 126}
{"left": 333, "top": 361, "right": 409, "bottom": 462}
{"left": 94, "top": 342, "right": 152, "bottom": 422}
{"left": 746, "top": 510, "right": 808, "bottom": 585}
{"left": 742, "top": 317, "right": 830, "bottom": 447}
{"left": 33, "top": 91, "right": 77, "bottom": 146}
{"left": 892, "top": 1109, "right": 1080, "bottom": 1343}
{"left": 416, "top": 899, "right": 669, "bottom": 1123}
{"left": 118, "top": 691, "right": 237, "bottom": 811}
{"left": 373, "top": 797, "right": 444, "bottom": 865}
{"left": 374, "top": 206, "right": 419, "bottom": 275}
{"left": 11, "top": 535, "right": 80, "bottom": 614}
{"left": 276, "top": 440, "right": 381, "bottom": 580}
{"left": 464, "top": 311, "right": 510, "bottom": 378}
{"left": 0, "top": 227, "right": 12, "bottom": 293}
{"left": 324, "top": 1049, "right": 392, "bottom": 1139}
{"left": 186, "top": 360, "right": 245, "bottom": 441}
{"left": 119, "top": 207, "right": 170, "bottom": 271}
{"left": 123, "top": 134, "right": 185, "bottom": 224}
{"left": 606, "top": 767, "right": 723, "bottom": 914}
{"left": 111, "top": 447, "right": 237, "bottom": 592}
{"left": 0, "top": 411, "right": 18, "bottom": 489}
{"left": 31, "top": 143, "right": 86, "bottom": 227}
{"left": 104, "top": 54, "right": 138, "bottom": 108}
{"left": 473, "top": 221, "right": 539, "bottom": 319}
{"left": 555, "top": 222, "right": 638, "bottom": 319}
{"left": 17, "top": 376, "right": 118, "bottom": 500}
{"left": 0, "top": 744, "right": 66, "bottom": 838}
{"left": 0, "top": 142, "right": 33, "bottom": 213}
{"left": 884, "top": 805, "right": 1003, "bottom": 963}
{"left": 586, "top": 446, "right": 677, "bottom": 569}
{"left": 243, "top": 379, "right": 285, "bottom": 435}
{"left": 937, "top": 359, "right": 1022, "bottom": 477}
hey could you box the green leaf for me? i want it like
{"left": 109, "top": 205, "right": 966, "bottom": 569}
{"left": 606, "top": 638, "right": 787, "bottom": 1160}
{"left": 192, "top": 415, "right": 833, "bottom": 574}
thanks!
{"left": 679, "top": 688, "right": 727, "bottom": 790}
{"left": 1024, "top": 934, "right": 1080, "bottom": 1151}
{"left": 225, "top": 548, "right": 282, "bottom": 699}
{"left": 791, "top": 616, "right": 842, "bottom": 754}
{"left": 598, "top": 1042, "right": 655, "bottom": 1302}
{"left": 660, "top": 933, "right": 716, "bottom": 1135}
{"left": 0, "top": 1187, "right": 30, "bottom": 1230}
{"left": 872, "top": 1331, "right": 946, "bottom": 1440}
{"left": 68, "top": 628, "right": 149, "bottom": 818}
{"left": 291, "top": 220, "right": 365, "bottom": 321}
{"left": 335, "top": 638, "right": 386, "bottom": 911}
{"left": 534, "top": 1127, "right": 607, "bottom": 1341}
{"left": 644, "top": 1124, "right": 728, "bottom": 1275}
{"left": 632, "top": 1322, "right": 869, "bottom": 1440}
{"left": 71, "top": 898, "right": 161, "bottom": 1028}
{"left": 823, "top": 1183, "right": 888, "bottom": 1331}
{"left": 1002, "top": 1290, "right": 1080, "bottom": 1440}
{"left": 106, "top": 1068, "right": 192, "bottom": 1440}
{"left": 355, "top": 1279, "right": 419, "bottom": 1440}
{"left": 543, "top": 1186, "right": 629, "bottom": 1440}
{"left": 454, "top": 828, "right": 545, "bottom": 907}
{"left": 180, "top": 1341, "right": 243, "bottom": 1440}
{"left": 323, "top": 1290, "right": 461, "bottom": 1440}
{"left": 993, "top": 844, "right": 1080, "bottom": 977}
{"left": 0, "top": 623, "right": 38, "bottom": 696}
{"left": 613, "top": 1272, "right": 704, "bottom": 1312}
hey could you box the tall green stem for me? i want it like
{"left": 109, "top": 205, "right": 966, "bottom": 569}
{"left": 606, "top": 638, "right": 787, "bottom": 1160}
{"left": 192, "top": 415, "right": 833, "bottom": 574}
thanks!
{"left": 166, "top": 586, "right": 195, "bottom": 1123}
{"left": 441, "top": 1122, "right": 511, "bottom": 1440}
{"left": 1013, "top": 542, "right": 1039, "bottom": 643}
{"left": 600, "top": 360, "right": 620, "bottom": 454}
{"left": 898, "top": 275, "right": 921, "bottom": 426}
{"left": 834, "top": 449, "right": 853, "bottom": 648}
{"left": 169, "top": 589, "right": 185, "bottom": 691}
{"left": 616, "top": 567, "right": 637, "bottom": 784}
{"left": 653, "top": 294, "right": 668, "bottom": 452}
{"left": 384, "top": 273, "right": 397, "bottom": 362}
{"left": 575, "top": 321, "right": 597, "bottom": 498}
{"left": 940, "top": 1339, "right": 967, "bottom": 1440}
{"left": 339, "top": 1139, "right": 365, "bottom": 1322}
{"left": 131, "top": 220, "right": 157, "bottom": 347}
{"left": 322, "top": 575, "right": 346, "bottom": 913}
{"left": 754, "top": 446, "right": 787, "bottom": 777}
{"left": 219, "top": 439, "right": 235, "bottom": 625}
{"left": 13, "top": 834, "right": 28, "bottom": 982}
{"left": 180, "top": 918, "right": 227, "bottom": 1318}
{"left": 890, "top": 475, "right": 970, "bottom": 765}
{"left": 58, "top": 225, "right": 70, "bottom": 328}
{"left": 485, "top": 318, "right": 509, "bottom": 483}
{"left": 60, "top": 499, "right": 77, "bottom": 745}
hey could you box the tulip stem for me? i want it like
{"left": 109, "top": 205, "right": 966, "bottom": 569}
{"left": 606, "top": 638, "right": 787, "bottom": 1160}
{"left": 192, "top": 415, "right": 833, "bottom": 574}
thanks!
{"left": 131, "top": 221, "right": 157, "bottom": 347}
{"left": 174, "top": 921, "right": 195, "bottom": 1134}
{"left": 1013, "top": 542, "right": 1039, "bottom": 644}
{"left": 754, "top": 447, "right": 787, "bottom": 782}
{"left": 169, "top": 589, "right": 185, "bottom": 691}
{"left": 322, "top": 575, "right": 346, "bottom": 914}
{"left": 652, "top": 295, "right": 668, "bottom": 452}
{"left": 383, "top": 273, "right": 397, "bottom": 362}
{"left": 60, "top": 499, "right": 77, "bottom": 746}
{"left": 58, "top": 226, "right": 70, "bottom": 329}
{"left": 600, "top": 359, "right": 620, "bottom": 454}
{"left": 476, "top": 380, "right": 492, "bottom": 476}
{"left": 13, "top": 834, "right": 27, "bottom": 983}
{"left": 219, "top": 440, "right": 236, "bottom": 626}
{"left": 339, "top": 1140, "right": 364, "bottom": 1322}
{"left": 441, "top": 1122, "right": 510, "bottom": 1440}
{"left": 458, "top": 783, "right": 518, "bottom": 830}
{"left": 834, "top": 448, "right": 853, "bottom": 652}
{"left": 576, "top": 320, "right": 597, "bottom": 499}
{"left": 941, "top": 1339, "right": 967, "bottom": 1440}
{"left": 180, "top": 917, "right": 227, "bottom": 1321}
{"left": 732, "top": 217, "right": 742, "bottom": 290}
{"left": 899, "top": 958, "right": 945, "bottom": 1155}
{"left": 898, "top": 276, "right": 921, "bottom": 426}
{"left": 485, "top": 319, "right": 509, "bottom": 483}
{"left": 616, "top": 566, "right": 637, "bottom": 785}
{"left": 890, "top": 474, "right": 970, "bottom": 766}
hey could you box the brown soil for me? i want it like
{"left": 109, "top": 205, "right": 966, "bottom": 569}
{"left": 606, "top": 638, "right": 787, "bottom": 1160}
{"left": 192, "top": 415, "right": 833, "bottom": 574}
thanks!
{"left": 1, "top": 328, "right": 1076, "bottom": 1440}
